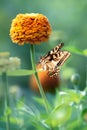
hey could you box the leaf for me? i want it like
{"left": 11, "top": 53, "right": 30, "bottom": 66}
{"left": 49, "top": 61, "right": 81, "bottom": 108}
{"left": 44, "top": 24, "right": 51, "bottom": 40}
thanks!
{"left": 64, "top": 46, "right": 82, "bottom": 54}
{"left": 46, "top": 103, "right": 72, "bottom": 127}
{"left": 33, "top": 97, "right": 45, "bottom": 106}
{"left": 83, "top": 49, "right": 87, "bottom": 56}
{"left": 5, "top": 107, "right": 12, "bottom": 115}
{"left": 16, "top": 97, "right": 25, "bottom": 108}
{"left": 33, "top": 97, "right": 51, "bottom": 110}
{"left": 63, "top": 90, "right": 85, "bottom": 103}
{"left": 0, "top": 69, "right": 35, "bottom": 76}
{"left": 81, "top": 108, "right": 87, "bottom": 122}
{"left": 64, "top": 45, "right": 87, "bottom": 56}
{"left": 55, "top": 90, "right": 85, "bottom": 107}
{"left": 66, "top": 119, "right": 82, "bottom": 130}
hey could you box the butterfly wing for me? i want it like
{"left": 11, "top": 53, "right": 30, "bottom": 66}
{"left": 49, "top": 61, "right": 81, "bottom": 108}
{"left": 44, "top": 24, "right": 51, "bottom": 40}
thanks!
{"left": 55, "top": 51, "right": 71, "bottom": 68}
{"left": 39, "top": 43, "right": 71, "bottom": 77}
{"left": 48, "top": 68, "right": 60, "bottom": 77}
{"left": 46, "top": 51, "right": 70, "bottom": 77}
{"left": 40, "top": 43, "right": 64, "bottom": 62}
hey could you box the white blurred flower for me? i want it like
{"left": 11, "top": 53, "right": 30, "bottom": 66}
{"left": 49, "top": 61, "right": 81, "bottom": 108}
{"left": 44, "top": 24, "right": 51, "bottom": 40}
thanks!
{"left": 9, "top": 57, "right": 21, "bottom": 70}
{"left": 9, "top": 85, "right": 23, "bottom": 98}
{"left": 0, "top": 52, "right": 21, "bottom": 72}
{"left": 0, "top": 52, "right": 10, "bottom": 72}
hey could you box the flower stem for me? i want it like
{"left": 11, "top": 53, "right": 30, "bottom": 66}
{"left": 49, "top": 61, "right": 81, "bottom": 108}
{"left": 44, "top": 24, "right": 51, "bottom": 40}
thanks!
{"left": 2, "top": 72, "right": 10, "bottom": 130}
{"left": 30, "top": 44, "right": 49, "bottom": 114}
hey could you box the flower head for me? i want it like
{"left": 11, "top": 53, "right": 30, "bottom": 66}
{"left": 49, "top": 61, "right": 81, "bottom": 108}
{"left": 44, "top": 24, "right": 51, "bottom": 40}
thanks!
{"left": 0, "top": 52, "right": 10, "bottom": 72}
{"left": 10, "top": 13, "right": 52, "bottom": 45}
{"left": 0, "top": 52, "right": 21, "bottom": 72}
{"left": 30, "top": 64, "right": 60, "bottom": 93}
{"left": 9, "top": 57, "right": 21, "bottom": 70}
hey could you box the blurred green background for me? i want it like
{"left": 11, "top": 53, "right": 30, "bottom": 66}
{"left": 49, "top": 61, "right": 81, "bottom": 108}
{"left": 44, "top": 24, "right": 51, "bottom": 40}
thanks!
{"left": 0, "top": 0, "right": 87, "bottom": 89}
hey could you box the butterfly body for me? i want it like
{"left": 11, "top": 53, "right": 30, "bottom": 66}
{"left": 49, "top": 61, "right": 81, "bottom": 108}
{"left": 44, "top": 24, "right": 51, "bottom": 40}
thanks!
{"left": 39, "top": 43, "right": 71, "bottom": 77}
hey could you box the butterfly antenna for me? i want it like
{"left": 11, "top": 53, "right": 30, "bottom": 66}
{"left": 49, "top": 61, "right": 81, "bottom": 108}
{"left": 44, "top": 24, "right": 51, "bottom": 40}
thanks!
{"left": 59, "top": 43, "right": 64, "bottom": 48}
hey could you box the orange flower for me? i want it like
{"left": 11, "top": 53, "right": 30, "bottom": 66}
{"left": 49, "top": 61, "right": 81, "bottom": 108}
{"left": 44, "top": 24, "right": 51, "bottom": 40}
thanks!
{"left": 10, "top": 13, "right": 52, "bottom": 45}
{"left": 30, "top": 64, "right": 60, "bottom": 93}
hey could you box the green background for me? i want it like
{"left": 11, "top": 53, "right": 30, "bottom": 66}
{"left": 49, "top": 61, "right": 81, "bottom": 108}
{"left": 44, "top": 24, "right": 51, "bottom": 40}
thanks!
{"left": 0, "top": 0, "right": 87, "bottom": 89}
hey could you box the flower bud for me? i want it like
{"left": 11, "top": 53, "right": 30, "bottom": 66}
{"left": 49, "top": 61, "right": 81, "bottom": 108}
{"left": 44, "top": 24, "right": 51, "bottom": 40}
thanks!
{"left": 71, "top": 73, "right": 80, "bottom": 85}
{"left": 30, "top": 64, "right": 60, "bottom": 93}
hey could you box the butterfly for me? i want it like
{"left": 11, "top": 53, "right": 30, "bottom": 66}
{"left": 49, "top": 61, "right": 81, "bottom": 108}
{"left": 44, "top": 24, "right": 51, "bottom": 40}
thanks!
{"left": 39, "top": 43, "right": 71, "bottom": 77}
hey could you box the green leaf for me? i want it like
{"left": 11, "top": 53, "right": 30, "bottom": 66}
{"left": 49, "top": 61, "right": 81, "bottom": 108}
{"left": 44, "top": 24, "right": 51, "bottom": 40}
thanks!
{"left": 0, "top": 69, "right": 35, "bottom": 76}
{"left": 66, "top": 119, "right": 82, "bottom": 130}
{"left": 63, "top": 90, "right": 85, "bottom": 103}
{"left": 55, "top": 90, "right": 85, "bottom": 107}
{"left": 64, "top": 46, "right": 83, "bottom": 55}
{"left": 64, "top": 45, "right": 87, "bottom": 56}
{"left": 33, "top": 97, "right": 45, "bottom": 106}
{"left": 81, "top": 108, "right": 87, "bottom": 122}
{"left": 83, "top": 49, "right": 87, "bottom": 56}
{"left": 5, "top": 107, "right": 12, "bottom": 115}
{"left": 33, "top": 97, "right": 51, "bottom": 110}
{"left": 46, "top": 103, "right": 72, "bottom": 127}
{"left": 16, "top": 97, "right": 25, "bottom": 108}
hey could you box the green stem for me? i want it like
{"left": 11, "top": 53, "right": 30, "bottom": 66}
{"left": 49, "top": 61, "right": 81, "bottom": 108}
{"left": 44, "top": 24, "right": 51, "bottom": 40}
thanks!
{"left": 2, "top": 72, "right": 10, "bottom": 130}
{"left": 30, "top": 44, "right": 49, "bottom": 114}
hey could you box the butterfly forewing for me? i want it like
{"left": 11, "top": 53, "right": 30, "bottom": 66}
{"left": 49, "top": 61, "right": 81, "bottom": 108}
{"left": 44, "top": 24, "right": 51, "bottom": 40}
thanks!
{"left": 39, "top": 43, "right": 71, "bottom": 77}
{"left": 40, "top": 43, "right": 64, "bottom": 62}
